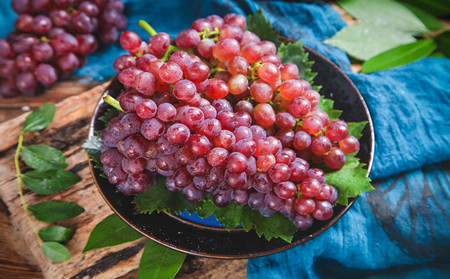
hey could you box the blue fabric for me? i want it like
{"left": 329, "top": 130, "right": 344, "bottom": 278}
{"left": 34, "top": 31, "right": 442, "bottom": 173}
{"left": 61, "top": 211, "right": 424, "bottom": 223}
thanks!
{"left": 2, "top": 1, "right": 449, "bottom": 278}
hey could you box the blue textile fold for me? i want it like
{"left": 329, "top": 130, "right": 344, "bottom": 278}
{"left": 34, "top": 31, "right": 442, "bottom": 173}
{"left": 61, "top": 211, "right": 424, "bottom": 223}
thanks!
{"left": 2, "top": 1, "right": 449, "bottom": 278}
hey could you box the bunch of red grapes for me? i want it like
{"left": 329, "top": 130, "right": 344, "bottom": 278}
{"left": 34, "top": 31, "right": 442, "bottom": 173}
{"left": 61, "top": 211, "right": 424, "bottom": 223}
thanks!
{"left": 0, "top": 0, "right": 127, "bottom": 98}
{"left": 100, "top": 13, "right": 361, "bottom": 231}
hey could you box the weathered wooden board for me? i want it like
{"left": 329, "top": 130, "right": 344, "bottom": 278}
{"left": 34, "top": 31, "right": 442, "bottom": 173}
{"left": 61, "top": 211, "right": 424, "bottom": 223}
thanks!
{"left": 0, "top": 82, "right": 246, "bottom": 279}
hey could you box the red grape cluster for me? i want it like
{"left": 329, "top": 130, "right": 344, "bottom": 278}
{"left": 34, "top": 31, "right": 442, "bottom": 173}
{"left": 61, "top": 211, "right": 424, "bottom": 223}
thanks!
{"left": 100, "top": 14, "right": 361, "bottom": 231}
{"left": 0, "top": 0, "right": 127, "bottom": 98}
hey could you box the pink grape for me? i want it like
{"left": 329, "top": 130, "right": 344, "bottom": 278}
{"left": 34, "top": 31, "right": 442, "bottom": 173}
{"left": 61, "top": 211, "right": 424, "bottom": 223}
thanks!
{"left": 339, "top": 135, "right": 360, "bottom": 154}
{"left": 302, "top": 115, "right": 324, "bottom": 135}
{"left": 207, "top": 147, "right": 229, "bottom": 167}
{"left": 299, "top": 178, "right": 322, "bottom": 198}
{"left": 324, "top": 147, "right": 346, "bottom": 169}
{"left": 311, "top": 200, "right": 333, "bottom": 220}
{"left": 274, "top": 181, "right": 297, "bottom": 199}
{"left": 326, "top": 120, "right": 349, "bottom": 142}
{"left": 213, "top": 38, "right": 240, "bottom": 62}
{"left": 294, "top": 196, "right": 315, "bottom": 215}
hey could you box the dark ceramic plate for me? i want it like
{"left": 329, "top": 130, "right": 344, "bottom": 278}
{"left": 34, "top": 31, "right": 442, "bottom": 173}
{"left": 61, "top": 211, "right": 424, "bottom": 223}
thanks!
{"left": 88, "top": 45, "right": 374, "bottom": 259}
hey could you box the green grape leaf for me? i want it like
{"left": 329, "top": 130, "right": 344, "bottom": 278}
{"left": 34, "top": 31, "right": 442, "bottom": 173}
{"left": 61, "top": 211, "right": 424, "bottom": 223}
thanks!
{"left": 38, "top": 226, "right": 75, "bottom": 244}
{"left": 82, "top": 135, "right": 105, "bottom": 176}
{"left": 41, "top": 242, "right": 71, "bottom": 262}
{"left": 402, "top": 3, "right": 445, "bottom": 31}
{"left": 98, "top": 108, "right": 119, "bottom": 124}
{"left": 133, "top": 176, "right": 197, "bottom": 214}
{"left": 277, "top": 40, "right": 317, "bottom": 83}
{"left": 137, "top": 241, "right": 186, "bottom": 279}
{"left": 317, "top": 97, "right": 342, "bottom": 121}
{"left": 246, "top": 8, "right": 282, "bottom": 47}
{"left": 239, "top": 207, "right": 296, "bottom": 242}
{"left": 28, "top": 201, "right": 84, "bottom": 223}
{"left": 338, "top": 0, "right": 428, "bottom": 34}
{"left": 194, "top": 200, "right": 217, "bottom": 218}
{"left": 324, "top": 24, "right": 416, "bottom": 61}
{"left": 434, "top": 31, "right": 450, "bottom": 57}
{"left": 325, "top": 156, "right": 374, "bottom": 206}
{"left": 83, "top": 214, "right": 143, "bottom": 253}
{"left": 22, "top": 169, "right": 81, "bottom": 195}
{"left": 83, "top": 136, "right": 102, "bottom": 163}
{"left": 82, "top": 136, "right": 102, "bottom": 155}
{"left": 22, "top": 103, "right": 56, "bottom": 133}
{"left": 348, "top": 121, "right": 368, "bottom": 139}
{"left": 362, "top": 39, "right": 437, "bottom": 73}
{"left": 21, "top": 145, "right": 68, "bottom": 171}
{"left": 134, "top": 180, "right": 296, "bottom": 242}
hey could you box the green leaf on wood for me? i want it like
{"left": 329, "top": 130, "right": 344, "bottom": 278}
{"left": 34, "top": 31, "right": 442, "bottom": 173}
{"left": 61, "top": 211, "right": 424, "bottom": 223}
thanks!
{"left": 28, "top": 201, "right": 84, "bottom": 223}
{"left": 338, "top": 0, "right": 428, "bottom": 34}
{"left": 277, "top": 40, "right": 317, "bottom": 83}
{"left": 137, "top": 241, "right": 186, "bottom": 279}
{"left": 324, "top": 24, "right": 416, "bottom": 61}
{"left": 325, "top": 156, "right": 374, "bottom": 206}
{"left": 402, "top": 3, "right": 445, "bottom": 31}
{"left": 361, "top": 39, "right": 437, "bottom": 73}
{"left": 41, "top": 241, "right": 71, "bottom": 262}
{"left": 317, "top": 97, "right": 342, "bottom": 121}
{"left": 39, "top": 226, "right": 75, "bottom": 244}
{"left": 83, "top": 214, "right": 142, "bottom": 253}
{"left": 22, "top": 169, "right": 81, "bottom": 195}
{"left": 22, "top": 103, "right": 56, "bottom": 133}
{"left": 434, "top": 31, "right": 450, "bottom": 57}
{"left": 246, "top": 8, "right": 282, "bottom": 47}
{"left": 21, "top": 145, "right": 68, "bottom": 171}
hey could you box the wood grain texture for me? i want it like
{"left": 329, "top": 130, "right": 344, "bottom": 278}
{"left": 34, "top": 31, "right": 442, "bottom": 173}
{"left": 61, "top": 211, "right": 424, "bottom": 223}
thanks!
{"left": 0, "top": 80, "right": 106, "bottom": 153}
{"left": 0, "top": 204, "right": 43, "bottom": 279}
{"left": 0, "top": 81, "right": 247, "bottom": 279}
{"left": 0, "top": 78, "right": 100, "bottom": 124}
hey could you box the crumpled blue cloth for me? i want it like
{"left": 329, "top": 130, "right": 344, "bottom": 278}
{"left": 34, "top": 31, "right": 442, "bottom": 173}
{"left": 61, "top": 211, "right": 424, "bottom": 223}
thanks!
{"left": 2, "top": 1, "right": 449, "bottom": 278}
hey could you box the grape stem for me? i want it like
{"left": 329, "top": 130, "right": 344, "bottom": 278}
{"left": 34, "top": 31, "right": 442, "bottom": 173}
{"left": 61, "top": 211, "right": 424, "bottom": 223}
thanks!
{"left": 138, "top": 20, "right": 157, "bottom": 37}
{"left": 103, "top": 95, "right": 125, "bottom": 113}
{"left": 138, "top": 19, "right": 192, "bottom": 61}
{"left": 40, "top": 36, "right": 50, "bottom": 43}
{"left": 248, "top": 62, "right": 262, "bottom": 81}
{"left": 161, "top": 45, "right": 185, "bottom": 62}
{"left": 210, "top": 67, "right": 226, "bottom": 75}
{"left": 199, "top": 27, "right": 220, "bottom": 41}
{"left": 14, "top": 132, "right": 42, "bottom": 244}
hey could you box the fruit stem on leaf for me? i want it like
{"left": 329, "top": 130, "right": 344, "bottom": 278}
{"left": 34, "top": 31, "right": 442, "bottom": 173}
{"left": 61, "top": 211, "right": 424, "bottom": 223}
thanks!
{"left": 103, "top": 95, "right": 125, "bottom": 113}
{"left": 138, "top": 20, "right": 157, "bottom": 37}
{"left": 14, "top": 132, "right": 41, "bottom": 244}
